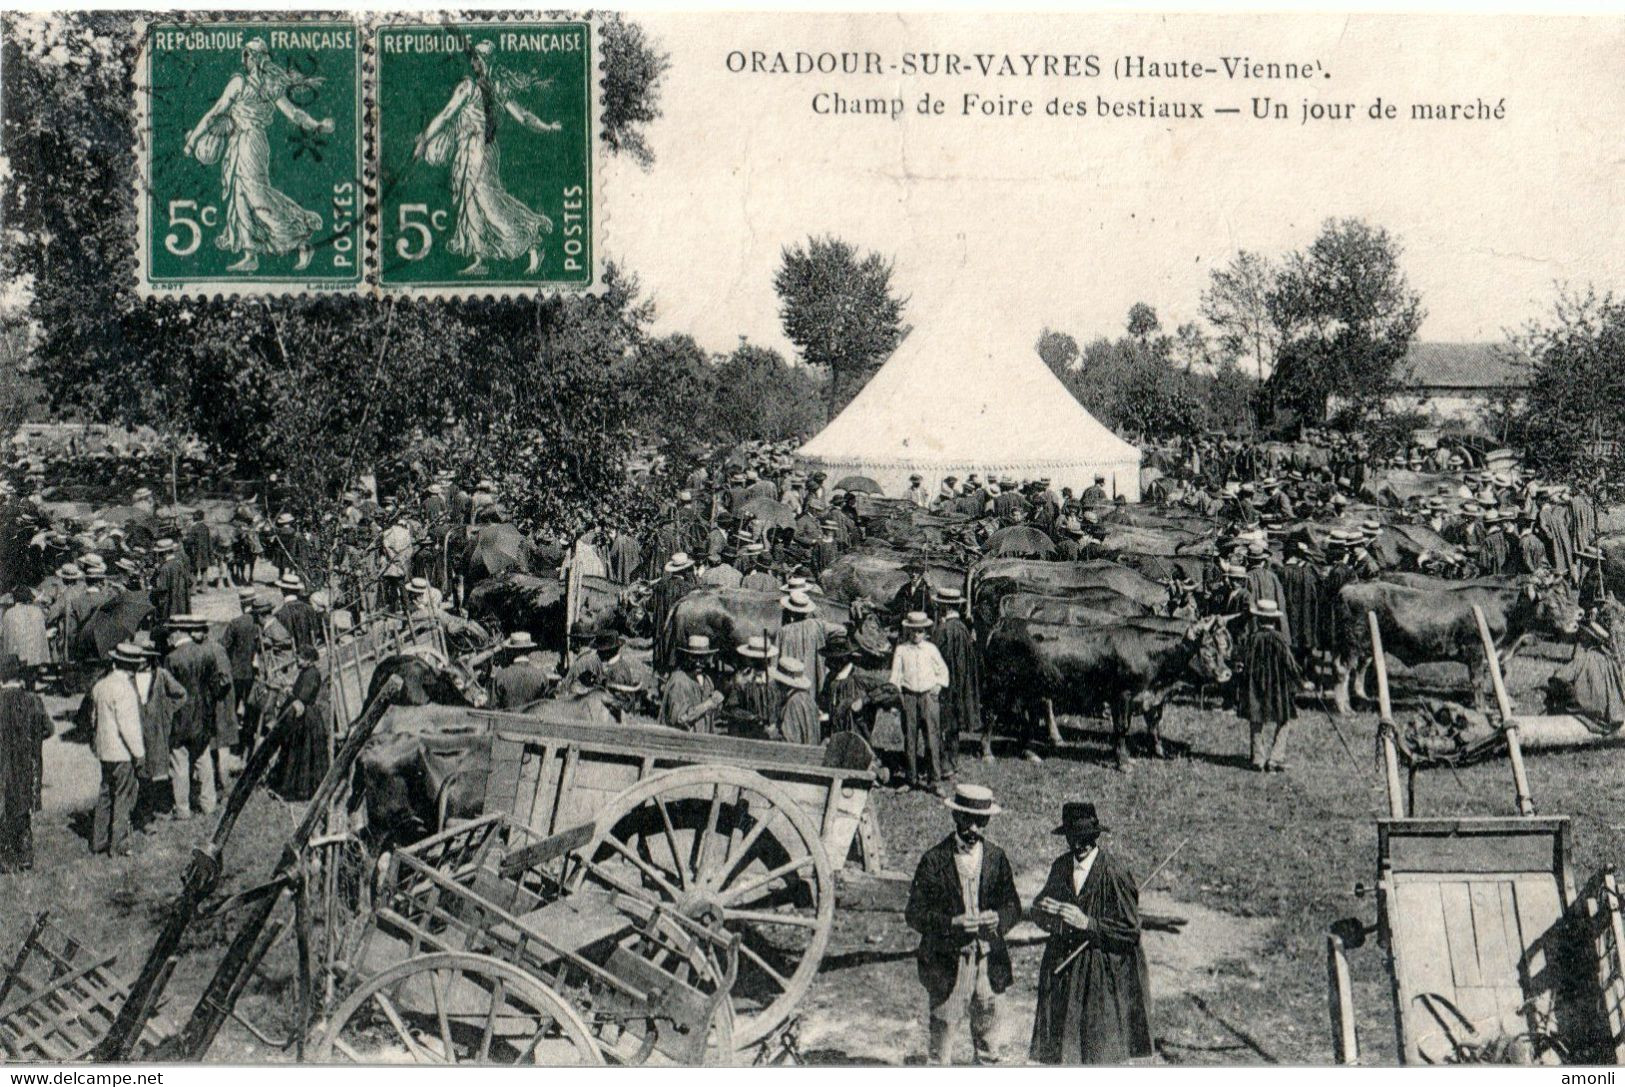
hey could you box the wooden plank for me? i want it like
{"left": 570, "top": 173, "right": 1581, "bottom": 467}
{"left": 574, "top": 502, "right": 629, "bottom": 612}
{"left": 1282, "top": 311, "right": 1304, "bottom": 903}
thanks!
{"left": 1382, "top": 822, "right": 1562, "bottom": 875}
{"left": 1469, "top": 880, "right": 1518, "bottom": 987}
{"left": 1511, "top": 875, "right": 1563, "bottom": 1018}
{"left": 1395, "top": 881, "right": 1458, "bottom": 1010}
{"left": 1439, "top": 881, "right": 1484, "bottom": 989}
{"left": 1497, "top": 880, "right": 1525, "bottom": 986}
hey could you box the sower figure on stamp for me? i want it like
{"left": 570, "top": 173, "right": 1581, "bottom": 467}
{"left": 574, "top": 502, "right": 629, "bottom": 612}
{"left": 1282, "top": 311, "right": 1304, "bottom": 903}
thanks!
{"left": 413, "top": 40, "right": 561, "bottom": 277}
{"left": 1031, "top": 802, "right": 1153, "bottom": 1065}
{"left": 905, "top": 783, "right": 1022, "bottom": 1065}
{"left": 183, "top": 37, "right": 334, "bottom": 273}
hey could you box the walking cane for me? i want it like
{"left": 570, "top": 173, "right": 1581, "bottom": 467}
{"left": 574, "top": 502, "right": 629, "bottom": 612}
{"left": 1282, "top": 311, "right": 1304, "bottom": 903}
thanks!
{"left": 1050, "top": 836, "right": 1191, "bottom": 975}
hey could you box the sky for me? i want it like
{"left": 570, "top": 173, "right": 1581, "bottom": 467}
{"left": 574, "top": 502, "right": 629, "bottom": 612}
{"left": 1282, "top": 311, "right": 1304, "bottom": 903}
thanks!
{"left": 602, "top": 12, "right": 1625, "bottom": 363}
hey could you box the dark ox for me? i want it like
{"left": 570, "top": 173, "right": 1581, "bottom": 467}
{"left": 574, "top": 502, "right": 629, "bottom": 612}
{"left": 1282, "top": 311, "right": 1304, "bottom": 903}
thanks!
{"left": 819, "top": 551, "right": 963, "bottom": 605}
{"left": 351, "top": 704, "right": 492, "bottom": 848}
{"left": 969, "top": 560, "right": 1169, "bottom": 634}
{"left": 1334, "top": 577, "right": 1581, "bottom": 714}
{"left": 983, "top": 615, "right": 1232, "bottom": 769}
{"left": 996, "top": 587, "right": 1151, "bottom": 626}
{"left": 364, "top": 653, "right": 481, "bottom": 709}
{"left": 665, "top": 587, "right": 848, "bottom": 653}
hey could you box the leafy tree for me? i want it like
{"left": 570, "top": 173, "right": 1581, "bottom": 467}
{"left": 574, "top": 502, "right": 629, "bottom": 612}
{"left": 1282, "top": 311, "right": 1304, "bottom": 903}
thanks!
{"left": 773, "top": 236, "right": 907, "bottom": 418}
{"left": 1265, "top": 218, "right": 1424, "bottom": 424}
{"left": 1201, "top": 249, "right": 1279, "bottom": 381}
{"left": 1507, "top": 285, "right": 1625, "bottom": 491}
{"left": 712, "top": 342, "right": 824, "bottom": 445}
{"left": 1036, "top": 327, "right": 1080, "bottom": 377}
{"left": 619, "top": 332, "right": 719, "bottom": 458}
{"left": 1171, "top": 322, "right": 1210, "bottom": 372}
{"left": 2, "top": 12, "right": 671, "bottom": 542}
{"left": 1126, "top": 302, "right": 1161, "bottom": 343}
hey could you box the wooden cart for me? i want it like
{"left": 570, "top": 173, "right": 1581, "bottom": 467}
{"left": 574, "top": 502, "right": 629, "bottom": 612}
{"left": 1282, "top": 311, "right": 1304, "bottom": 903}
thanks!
{"left": 318, "top": 812, "right": 737, "bottom": 1066}
{"left": 469, "top": 705, "right": 885, "bottom": 1052}
{"left": 1326, "top": 610, "right": 1625, "bottom": 1064}
{"left": 0, "top": 914, "right": 163, "bottom": 1061}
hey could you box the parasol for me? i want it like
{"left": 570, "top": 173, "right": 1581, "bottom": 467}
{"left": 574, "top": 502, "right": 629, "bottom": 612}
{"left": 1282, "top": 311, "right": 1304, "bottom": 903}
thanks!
{"left": 737, "top": 496, "right": 796, "bottom": 529}
{"left": 983, "top": 525, "right": 1057, "bottom": 559}
{"left": 833, "top": 475, "right": 884, "bottom": 495}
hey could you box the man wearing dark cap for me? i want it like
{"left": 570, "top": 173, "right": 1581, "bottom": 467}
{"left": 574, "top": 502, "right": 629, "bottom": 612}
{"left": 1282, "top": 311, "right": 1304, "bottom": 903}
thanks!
{"left": 1031, "top": 802, "right": 1152, "bottom": 1064}
{"left": 1080, "top": 475, "right": 1108, "bottom": 506}
{"left": 491, "top": 633, "right": 552, "bottom": 711}
{"left": 890, "top": 560, "right": 934, "bottom": 625}
{"left": 932, "top": 588, "right": 979, "bottom": 773}
{"left": 905, "top": 783, "right": 1022, "bottom": 1065}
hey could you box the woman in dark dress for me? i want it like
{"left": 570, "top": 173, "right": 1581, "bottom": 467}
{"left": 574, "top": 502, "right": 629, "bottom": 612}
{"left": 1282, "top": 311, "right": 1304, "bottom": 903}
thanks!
{"left": 271, "top": 645, "right": 330, "bottom": 801}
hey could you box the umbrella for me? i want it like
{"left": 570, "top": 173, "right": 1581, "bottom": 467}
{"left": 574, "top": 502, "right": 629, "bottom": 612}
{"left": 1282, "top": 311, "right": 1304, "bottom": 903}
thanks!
{"left": 833, "top": 475, "right": 884, "bottom": 495}
{"left": 76, "top": 591, "right": 153, "bottom": 659}
{"left": 737, "top": 496, "right": 796, "bottom": 530}
{"left": 468, "top": 522, "right": 530, "bottom": 579}
{"left": 984, "top": 525, "right": 1057, "bottom": 559}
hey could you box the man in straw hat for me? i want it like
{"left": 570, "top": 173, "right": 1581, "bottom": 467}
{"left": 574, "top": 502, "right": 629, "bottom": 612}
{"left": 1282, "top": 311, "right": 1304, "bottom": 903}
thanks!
{"left": 905, "top": 782, "right": 1021, "bottom": 1065}
{"left": 1235, "top": 598, "right": 1301, "bottom": 772}
{"left": 725, "top": 634, "right": 780, "bottom": 737}
{"left": 891, "top": 610, "right": 952, "bottom": 791}
{"left": 1031, "top": 801, "right": 1152, "bottom": 1064}
{"left": 771, "top": 656, "right": 819, "bottom": 745}
{"left": 660, "top": 635, "right": 724, "bottom": 733}
{"left": 652, "top": 552, "right": 697, "bottom": 673}
{"left": 149, "top": 539, "right": 192, "bottom": 628}
{"left": 90, "top": 642, "right": 148, "bottom": 855}
{"left": 166, "top": 615, "right": 233, "bottom": 816}
{"left": 274, "top": 573, "right": 321, "bottom": 654}
{"left": 491, "top": 633, "right": 551, "bottom": 712}
{"left": 778, "top": 589, "right": 828, "bottom": 699}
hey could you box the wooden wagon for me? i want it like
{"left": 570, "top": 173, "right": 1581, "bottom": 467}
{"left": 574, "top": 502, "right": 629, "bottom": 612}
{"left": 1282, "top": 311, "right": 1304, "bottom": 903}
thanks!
{"left": 1326, "top": 611, "right": 1625, "bottom": 1064}
{"left": 466, "top": 705, "right": 886, "bottom": 1051}
{"left": 318, "top": 812, "right": 738, "bottom": 1065}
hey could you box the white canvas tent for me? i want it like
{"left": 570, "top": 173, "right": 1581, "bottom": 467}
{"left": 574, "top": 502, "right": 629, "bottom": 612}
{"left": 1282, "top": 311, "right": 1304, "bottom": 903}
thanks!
{"left": 796, "top": 324, "right": 1142, "bottom": 500}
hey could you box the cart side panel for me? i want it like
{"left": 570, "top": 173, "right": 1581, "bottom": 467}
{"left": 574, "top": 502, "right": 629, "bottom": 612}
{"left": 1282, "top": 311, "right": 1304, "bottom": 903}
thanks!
{"left": 1577, "top": 869, "right": 1625, "bottom": 1064}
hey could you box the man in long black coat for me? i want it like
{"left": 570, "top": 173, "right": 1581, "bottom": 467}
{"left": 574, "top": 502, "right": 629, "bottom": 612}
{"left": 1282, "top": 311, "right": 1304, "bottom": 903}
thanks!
{"left": 1279, "top": 544, "right": 1327, "bottom": 667}
{"left": 1032, "top": 802, "right": 1152, "bottom": 1064}
{"left": 905, "top": 784, "right": 1022, "bottom": 1065}
{"left": 931, "top": 589, "right": 980, "bottom": 773}
{"left": 650, "top": 554, "right": 697, "bottom": 673}
{"left": 149, "top": 540, "right": 192, "bottom": 627}
{"left": 0, "top": 655, "right": 52, "bottom": 872}
{"left": 1236, "top": 599, "right": 1302, "bottom": 771}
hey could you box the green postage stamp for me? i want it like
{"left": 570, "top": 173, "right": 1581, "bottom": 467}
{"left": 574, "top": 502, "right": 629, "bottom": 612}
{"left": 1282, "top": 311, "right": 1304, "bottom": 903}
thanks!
{"left": 372, "top": 20, "right": 601, "bottom": 295}
{"left": 135, "top": 20, "right": 364, "bottom": 295}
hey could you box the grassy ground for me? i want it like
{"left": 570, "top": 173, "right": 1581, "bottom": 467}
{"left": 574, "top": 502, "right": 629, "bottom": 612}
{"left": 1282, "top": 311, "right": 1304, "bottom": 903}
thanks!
{"left": 5, "top": 643, "right": 1622, "bottom": 1065}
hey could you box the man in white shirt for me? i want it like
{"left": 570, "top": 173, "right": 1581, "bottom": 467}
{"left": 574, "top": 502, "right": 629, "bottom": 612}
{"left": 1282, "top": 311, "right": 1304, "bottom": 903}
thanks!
{"left": 90, "top": 643, "right": 147, "bottom": 856}
{"left": 890, "top": 611, "right": 952, "bottom": 791}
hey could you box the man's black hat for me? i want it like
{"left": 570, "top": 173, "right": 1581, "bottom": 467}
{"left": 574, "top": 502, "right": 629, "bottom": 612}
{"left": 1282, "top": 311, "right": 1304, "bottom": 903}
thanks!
{"left": 1052, "top": 802, "right": 1107, "bottom": 836}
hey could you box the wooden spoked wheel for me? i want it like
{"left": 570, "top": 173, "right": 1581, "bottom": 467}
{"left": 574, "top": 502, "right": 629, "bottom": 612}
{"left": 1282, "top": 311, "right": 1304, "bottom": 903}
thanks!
{"left": 581, "top": 766, "right": 834, "bottom": 1051}
{"left": 314, "top": 952, "right": 602, "bottom": 1065}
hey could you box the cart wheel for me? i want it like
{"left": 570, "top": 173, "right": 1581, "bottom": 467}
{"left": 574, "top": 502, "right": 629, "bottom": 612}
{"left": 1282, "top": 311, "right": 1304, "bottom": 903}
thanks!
{"left": 314, "top": 952, "right": 602, "bottom": 1065}
{"left": 582, "top": 765, "right": 834, "bottom": 1051}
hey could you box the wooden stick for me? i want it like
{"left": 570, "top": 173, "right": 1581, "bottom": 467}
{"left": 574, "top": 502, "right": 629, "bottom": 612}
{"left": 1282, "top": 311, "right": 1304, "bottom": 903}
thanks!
{"left": 1472, "top": 604, "right": 1535, "bottom": 816}
{"left": 1368, "top": 612, "right": 1405, "bottom": 818}
{"left": 1327, "top": 933, "right": 1359, "bottom": 1064}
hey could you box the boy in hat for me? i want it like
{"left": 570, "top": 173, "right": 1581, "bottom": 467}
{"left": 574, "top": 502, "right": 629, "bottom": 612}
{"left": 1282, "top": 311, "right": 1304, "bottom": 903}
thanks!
{"left": 771, "top": 656, "right": 820, "bottom": 745}
{"left": 904, "top": 783, "right": 1021, "bottom": 1065}
{"left": 90, "top": 643, "right": 148, "bottom": 855}
{"left": 1031, "top": 801, "right": 1152, "bottom": 1064}
{"left": 1236, "top": 598, "right": 1301, "bottom": 771}
{"left": 891, "top": 611, "right": 952, "bottom": 790}
{"left": 660, "top": 635, "right": 724, "bottom": 733}
{"left": 819, "top": 633, "right": 868, "bottom": 742}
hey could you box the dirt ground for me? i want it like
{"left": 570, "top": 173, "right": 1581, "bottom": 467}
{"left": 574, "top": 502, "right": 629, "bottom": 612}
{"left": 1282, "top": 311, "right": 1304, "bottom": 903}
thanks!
{"left": 7, "top": 603, "right": 1622, "bottom": 1066}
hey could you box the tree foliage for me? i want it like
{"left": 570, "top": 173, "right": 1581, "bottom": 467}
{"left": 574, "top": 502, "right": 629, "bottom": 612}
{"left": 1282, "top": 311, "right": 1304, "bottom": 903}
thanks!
{"left": 1506, "top": 285, "right": 1625, "bottom": 491}
{"left": 773, "top": 235, "right": 907, "bottom": 417}
{"left": 1201, "top": 249, "right": 1279, "bottom": 381}
{"left": 1035, "top": 327, "right": 1080, "bottom": 377}
{"left": 1265, "top": 218, "right": 1424, "bottom": 424}
{"left": 1125, "top": 302, "right": 1161, "bottom": 342}
{"left": 2, "top": 12, "right": 672, "bottom": 538}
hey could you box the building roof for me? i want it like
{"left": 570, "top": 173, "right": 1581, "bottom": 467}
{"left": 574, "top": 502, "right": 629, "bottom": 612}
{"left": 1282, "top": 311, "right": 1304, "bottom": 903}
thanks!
{"left": 1403, "top": 342, "right": 1527, "bottom": 391}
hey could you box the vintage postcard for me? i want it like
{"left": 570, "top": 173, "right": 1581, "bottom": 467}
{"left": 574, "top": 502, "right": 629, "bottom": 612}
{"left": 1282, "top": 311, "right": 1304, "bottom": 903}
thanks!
{"left": 5, "top": 7, "right": 1625, "bottom": 1076}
